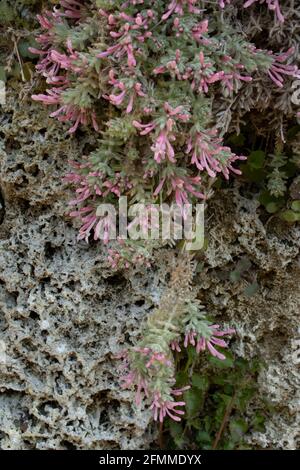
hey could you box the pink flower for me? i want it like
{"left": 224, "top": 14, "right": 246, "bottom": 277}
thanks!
{"left": 162, "top": 0, "right": 201, "bottom": 21}
{"left": 171, "top": 175, "right": 205, "bottom": 205}
{"left": 151, "top": 122, "right": 176, "bottom": 163}
{"left": 191, "top": 52, "right": 224, "bottom": 93}
{"left": 244, "top": 0, "right": 284, "bottom": 23}
{"left": 32, "top": 88, "right": 61, "bottom": 105}
{"left": 66, "top": 163, "right": 132, "bottom": 204}
{"left": 108, "top": 89, "right": 127, "bottom": 106}
{"left": 192, "top": 19, "right": 210, "bottom": 44}
{"left": 267, "top": 48, "right": 300, "bottom": 87}
{"left": 70, "top": 207, "right": 116, "bottom": 244}
{"left": 50, "top": 104, "right": 98, "bottom": 134}
{"left": 58, "top": 0, "right": 85, "bottom": 20}
{"left": 184, "top": 325, "right": 235, "bottom": 360}
{"left": 220, "top": 66, "right": 252, "bottom": 93}
{"left": 184, "top": 330, "right": 197, "bottom": 348}
{"left": 36, "top": 10, "right": 58, "bottom": 30}
{"left": 121, "top": 370, "right": 149, "bottom": 406}
{"left": 127, "top": 205, "right": 160, "bottom": 237}
{"left": 98, "top": 39, "right": 137, "bottom": 69}
{"left": 186, "top": 130, "right": 246, "bottom": 179}
{"left": 132, "top": 347, "right": 172, "bottom": 366}
{"left": 96, "top": 12, "right": 153, "bottom": 69}
{"left": 163, "top": 102, "right": 190, "bottom": 122}
{"left": 153, "top": 50, "right": 183, "bottom": 79}
{"left": 145, "top": 351, "right": 172, "bottom": 369}
{"left": 133, "top": 120, "right": 156, "bottom": 135}
{"left": 170, "top": 339, "right": 181, "bottom": 352}
{"left": 136, "top": 102, "right": 190, "bottom": 163}
{"left": 220, "top": 0, "right": 284, "bottom": 22}
{"left": 49, "top": 47, "right": 80, "bottom": 72}
{"left": 154, "top": 174, "right": 205, "bottom": 209}
{"left": 219, "top": 0, "right": 231, "bottom": 7}
{"left": 104, "top": 71, "right": 146, "bottom": 112}
{"left": 150, "top": 392, "right": 186, "bottom": 422}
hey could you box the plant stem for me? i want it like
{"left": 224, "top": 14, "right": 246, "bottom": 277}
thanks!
{"left": 212, "top": 391, "right": 236, "bottom": 450}
{"left": 158, "top": 421, "right": 164, "bottom": 449}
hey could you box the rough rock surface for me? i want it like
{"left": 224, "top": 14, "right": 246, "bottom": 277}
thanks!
{"left": 0, "top": 90, "right": 299, "bottom": 449}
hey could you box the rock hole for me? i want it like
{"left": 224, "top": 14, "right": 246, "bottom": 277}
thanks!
{"left": 29, "top": 311, "right": 39, "bottom": 320}
{"left": 61, "top": 440, "right": 76, "bottom": 450}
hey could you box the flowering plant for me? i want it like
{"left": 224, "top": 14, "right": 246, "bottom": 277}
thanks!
{"left": 30, "top": 0, "right": 299, "bottom": 422}
{"left": 31, "top": 0, "right": 299, "bottom": 267}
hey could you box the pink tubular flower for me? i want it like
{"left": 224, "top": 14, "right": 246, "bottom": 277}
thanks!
{"left": 65, "top": 162, "right": 133, "bottom": 242}
{"left": 65, "top": 162, "right": 132, "bottom": 204}
{"left": 51, "top": 104, "right": 99, "bottom": 134}
{"left": 153, "top": 49, "right": 182, "bottom": 80}
{"left": 57, "top": 0, "right": 85, "bottom": 20}
{"left": 244, "top": 0, "right": 284, "bottom": 23}
{"left": 127, "top": 205, "right": 160, "bottom": 238}
{"left": 36, "top": 11, "right": 54, "bottom": 30}
{"left": 154, "top": 173, "right": 205, "bottom": 218}
{"left": 97, "top": 38, "right": 137, "bottom": 69}
{"left": 132, "top": 346, "right": 171, "bottom": 364}
{"left": 191, "top": 52, "right": 224, "bottom": 93}
{"left": 184, "top": 325, "right": 235, "bottom": 360}
{"left": 170, "top": 339, "right": 181, "bottom": 352}
{"left": 68, "top": 206, "right": 116, "bottom": 244}
{"left": 104, "top": 70, "right": 146, "bottom": 112}
{"left": 31, "top": 12, "right": 94, "bottom": 134}
{"left": 49, "top": 45, "right": 80, "bottom": 72}
{"left": 186, "top": 129, "right": 246, "bottom": 179}
{"left": 29, "top": 11, "right": 63, "bottom": 78}
{"left": 220, "top": 62, "right": 252, "bottom": 93}
{"left": 121, "top": 370, "right": 149, "bottom": 406}
{"left": 126, "top": 82, "right": 146, "bottom": 113}
{"left": 267, "top": 48, "right": 300, "bottom": 87}
{"left": 162, "top": 0, "right": 201, "bottom": 21}
{"left": 145, "top": 351, "right": 172, "bottom": 369}
{"left": 135, "top": 103, "right": 189, "bottom": 163}
{"left": 184, "top": 330, "right": 197, "bottom": 348}
{"left": 150, "top": 391, "right": 186, "bottom": 422}
{"left": 153, "top": 103, "right": 189, "bottom": 163}
{"left": 154, "top": 174, "right": 205, "bottom": 209}
{"left": 219, "top": 0, "right": 231, "bottom": 7}
{"left": 151, "top": 120, "right": 176, "bottom": 163}
{"left": 32, "top": 87, "right": 62, "bottom": 105}
{"left": 171, "top": 175, "right": 205, "bottom": 205}
{"left": 133, "top": 120, "right": 156, "bottom": 135}
{"left": 191, "top": 19, "right": 210, "bottom": 44}
{"left": 97, "top": 11, "right": 153, "bottom": 69}
{"left": 220, "top": 0, "right": 284, "bottom": 22}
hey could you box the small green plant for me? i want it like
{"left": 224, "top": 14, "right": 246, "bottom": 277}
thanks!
{"left": 163, "top": 350, "right": 269, "bottom": 450}
{"left": 0, "top": 0, "right": 41, "bottom": 82}
{"left": 227, "top": 126, "right": 300, "bottom": 224}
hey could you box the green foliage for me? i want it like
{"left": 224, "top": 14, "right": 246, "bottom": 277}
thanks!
{"left": 226, "top": 126, "right": 300, "bottom": 224}
{"left": 0, "top": 0, "right": 42, "bottom": 83}
{"left": 164, "top": 352, "right": 269, "bottom": 450}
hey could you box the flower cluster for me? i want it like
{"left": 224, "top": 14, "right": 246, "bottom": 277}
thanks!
{"left": 219, "top": 0, "right": 284, "bottom": 23}
{"left": 119, "top": 256, "right": 235, "bottom": 422}
{"left": 30, "top": 1, "right": 300, "bottom": 267}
